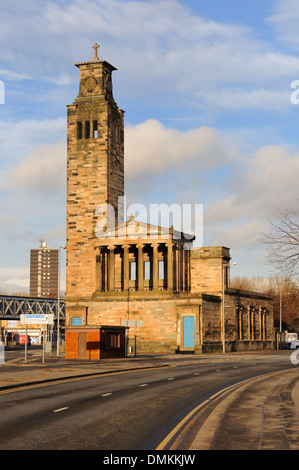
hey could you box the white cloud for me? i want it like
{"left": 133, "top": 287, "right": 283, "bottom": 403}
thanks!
{"left": 211, "top": 219, "right": 264, "bottom": 249}
{"left": 3, "top": 141, "right": 66, "bottom": 193}
{"left": 0, "top": 0, "right": 298, "bottom": 113}
{"left": 267, "top": 0, "right": 299, "bottom": 50}
{"left": 0, "top": 118, "right": 65, "bottom": 169}
{"left": 231, "top": 145, "right": 299, "bottom": 214}
{"left": 206, "top": 144, "right": 299, "bottom": 223}
{"left": 125, "top": 119, "right": 237, "bottom": 178}
{"left": 0, "top": 267, "right": 30, "bottom": 294}
{"left": 0, "top": 267, "right": 29, "bottom": 278}
{"left": 4, "top": 278, "right": 30, "bottom": 289}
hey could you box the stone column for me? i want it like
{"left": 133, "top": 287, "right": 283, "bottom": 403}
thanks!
{"left": 96, "top": 247, "right": 102, "bottom": 292}
{"left": 182, "top": 246, "right": 186, "bottom": 292}
{"left": 252, "top": 308, "right": 255, "bottom": 340}
{"left": 138, "top": 244, "right": 144, "bottom": 291}
{"left": 102, "top": 247, "right": 108, "bottom": 292}
{"left": 167, "top": 243, "right": 173, "bottom": 292}
{"left": 247, "top": 306, "right": 251, "bottom": 341}
{"left": 239, "top": 307, "right": 242, "bottom": 341}
{"left": 123, "top": 245, "right": 129, "bottom": 291}
{"left": 177, "top": 245, "right": 182, "bottom": 292}
{"left": 152, "top": 243, "right": 158, "bottom": 291}
{"left": 109, "top": 245, "right": 115, "bottom": 292}
{"left": 174, "top": 244, "right": 179, "bottom": 292}
{"left": 259, "top": 307, "right": 262, "bottom": 341}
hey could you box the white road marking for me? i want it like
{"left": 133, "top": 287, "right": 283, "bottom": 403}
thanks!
{"left": 53, "top": 407, "right": 69, "bottom": 413}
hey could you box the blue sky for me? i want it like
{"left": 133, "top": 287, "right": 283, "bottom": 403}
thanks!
{"left": 1, "top": 0, "right": 299, "bottom": 293}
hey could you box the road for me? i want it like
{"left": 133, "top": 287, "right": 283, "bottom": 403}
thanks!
{"left": 0, "top": 351, "right": 296, "bottom": 450}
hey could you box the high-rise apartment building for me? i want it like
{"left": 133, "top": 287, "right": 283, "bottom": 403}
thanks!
{"left": 30, "top": 240, "right": 59, "bottom": 298}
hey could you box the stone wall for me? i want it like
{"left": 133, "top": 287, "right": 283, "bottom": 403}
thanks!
{"left": 190, "top": 246, "right": 230, "bottom": 294}
{"left": 224, "top": 288, "right": 275, "bottom": 351}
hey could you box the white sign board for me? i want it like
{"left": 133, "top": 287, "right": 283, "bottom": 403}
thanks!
{"left": 0, "top": 341, "right": 4, "bottom": 364}
{"left": 121, "top": 320, "right": 144, "bottom": 327}
{"left": 20, "top": 314, "right": 54, "bottom": 325}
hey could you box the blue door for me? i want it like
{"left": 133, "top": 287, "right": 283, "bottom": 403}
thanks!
{"left": 183, "top": 316, "right": 195, "bottom": 348}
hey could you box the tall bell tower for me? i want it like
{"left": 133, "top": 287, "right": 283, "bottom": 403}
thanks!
{"left": 66, "top": 44, "right": 124, "bottom": 300}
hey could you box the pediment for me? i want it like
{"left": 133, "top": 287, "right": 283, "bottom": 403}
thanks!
{"left": 95, "top": 218, "right": 194, "bottom": 242}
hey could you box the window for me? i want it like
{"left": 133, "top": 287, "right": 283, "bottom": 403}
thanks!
{"left": 85, "top": 121, "right": 90, "bottom": 138}
{"left": 107, "top": 333, "right": 120, "bottom": 348}
{"left": 130, "top": 261, "right": 136, "bottom": 281}
{"left": 77, "top": 121, "right": 82, "bottom": 139}
{"left": 225, "top": 266, "right": 229, "bottom": 288}
{"left": 93, "top": 120, "right": 98, "bottom": 138}
{"left": 144, "top": 261, "right": 150, "bottom": 280}
{"left": 159, "top": 260, "right": 165, "bottom": 280}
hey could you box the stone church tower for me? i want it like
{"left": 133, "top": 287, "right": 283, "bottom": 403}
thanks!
{"left": 66, "top": 44, "right": 124, "bottom": 300}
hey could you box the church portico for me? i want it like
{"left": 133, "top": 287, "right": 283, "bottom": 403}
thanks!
{"left": 94, "top": 239, "right": 191, "bottom": 295}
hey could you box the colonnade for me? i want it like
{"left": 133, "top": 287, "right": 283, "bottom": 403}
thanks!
{"left": 236, "top": 305, "right": 268, "bottom": 341}
{"left": 95, "top": 241, "right": 190, "bottom": 293}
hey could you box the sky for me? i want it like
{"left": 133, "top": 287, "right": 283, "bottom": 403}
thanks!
{"left": 1, "top": 0, "right": 299, "bottom": 294}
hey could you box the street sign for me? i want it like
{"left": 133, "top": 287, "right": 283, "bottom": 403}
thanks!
{"left": 121, "top": 320, "right": 144, "bottom": 327}
{"left": 121, "top": 320, "right": 144, "bottom": 357}
{"left": 20, "top": 314, "right": 54, "bottom": 325}
{"left": 19, "top": 315, "right": 54, "bottom": 365}
{"left": 0, "top": 340, "right": 4, "bottom": 364}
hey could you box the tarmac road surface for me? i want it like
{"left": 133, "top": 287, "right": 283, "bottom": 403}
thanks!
{"left": 0, "top": 350, "right": 298, "bottom": 451}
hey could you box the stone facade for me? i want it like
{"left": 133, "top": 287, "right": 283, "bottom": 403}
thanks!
{"left": 64, "top": 47, "right": 274, "bottom": 358}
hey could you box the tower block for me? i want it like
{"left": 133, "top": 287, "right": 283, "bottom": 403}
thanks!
{"left": 66, "top": 46, "right": 124, "bottom": 300}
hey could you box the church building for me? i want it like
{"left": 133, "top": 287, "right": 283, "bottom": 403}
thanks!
{"left": 64, "top": 45, "right": 274, "bottom": 359}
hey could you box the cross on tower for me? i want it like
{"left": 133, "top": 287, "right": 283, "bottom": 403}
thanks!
{"left": 92, "top": 43, "right": 100, "bottom": 60}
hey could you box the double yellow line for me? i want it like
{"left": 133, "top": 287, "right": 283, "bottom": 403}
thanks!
{"left": 156, "top": 370, "right": 284, "bottom": 450}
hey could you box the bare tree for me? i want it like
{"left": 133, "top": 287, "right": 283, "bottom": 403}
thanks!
{"left": 262, "top": 202, "right": 299, "bottom": 280}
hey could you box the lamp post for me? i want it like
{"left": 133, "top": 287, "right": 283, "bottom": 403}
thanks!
{"left": 279, "top": 292, "right": 290, "bottom": 349}
{"left": 57, "top": 245, "right": 66, "bottom": 357}
{"left": 222, "top": 261, "right": 237, "bottom": 353}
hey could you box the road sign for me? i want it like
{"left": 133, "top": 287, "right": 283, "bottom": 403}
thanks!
{"left": 121, "top": 320, "right": 144, "bottom": 357}
{"left": 20, "top": 314, "right": 54, "bottom": 325}
{"left": 121, "top": 320, "right": 144, "bottom": 327}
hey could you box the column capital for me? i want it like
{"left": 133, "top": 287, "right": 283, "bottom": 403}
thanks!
{"left": 150, "top": 242, "right": 159, "bottom": 249}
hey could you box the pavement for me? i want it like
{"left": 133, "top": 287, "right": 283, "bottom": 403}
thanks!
{"left": 1, "top": 349, "right": 299, "bottom": 450}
